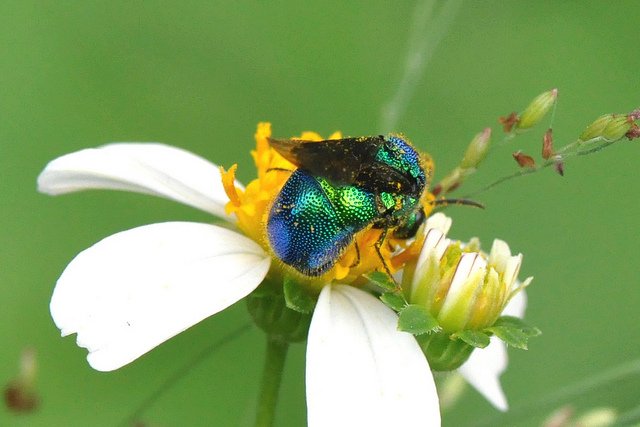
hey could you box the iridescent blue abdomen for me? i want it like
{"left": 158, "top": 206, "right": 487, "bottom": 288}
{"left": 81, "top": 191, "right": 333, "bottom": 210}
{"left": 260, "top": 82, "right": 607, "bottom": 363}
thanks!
{"left": 267, "top": 169, "right": 377, "bottom": 276}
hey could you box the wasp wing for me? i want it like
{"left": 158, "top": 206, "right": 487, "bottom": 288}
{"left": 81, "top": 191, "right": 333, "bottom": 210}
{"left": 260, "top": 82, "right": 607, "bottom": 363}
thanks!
{"left": 268, "top": 136, "right": 416, "bottom": 194}
{"left": 268, "top": 136, "right": 382, "bottom": 183}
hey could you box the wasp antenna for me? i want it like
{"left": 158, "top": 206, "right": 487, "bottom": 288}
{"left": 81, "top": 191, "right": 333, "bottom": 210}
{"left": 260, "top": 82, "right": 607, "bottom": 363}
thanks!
{"left": 432, "top": 198, "right": 485, "bottom": 209}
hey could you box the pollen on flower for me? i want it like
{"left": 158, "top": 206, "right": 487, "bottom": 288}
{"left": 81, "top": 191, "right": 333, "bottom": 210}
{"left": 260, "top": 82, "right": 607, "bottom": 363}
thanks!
{"left": 220, "top": 164, "right": 241, "bottom": 208}
{"left": 221, "top": 123, "right": 292, "bottom": 245}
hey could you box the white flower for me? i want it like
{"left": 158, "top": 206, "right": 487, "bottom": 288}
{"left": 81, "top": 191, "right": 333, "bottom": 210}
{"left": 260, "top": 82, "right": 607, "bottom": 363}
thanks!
{"left": 458, "top": 290, "right": 527, "bottom": 411}
{"left": 408, "top": 212, "right": 531, "bottom": 412}
{"left": 38, "top": 140, "right": 440, "bottom": 425}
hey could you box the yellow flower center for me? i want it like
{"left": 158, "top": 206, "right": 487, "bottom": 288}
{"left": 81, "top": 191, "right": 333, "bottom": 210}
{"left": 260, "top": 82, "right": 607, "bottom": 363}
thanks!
{"left": 220, "top": 122, "right": 436, "bottom": 291}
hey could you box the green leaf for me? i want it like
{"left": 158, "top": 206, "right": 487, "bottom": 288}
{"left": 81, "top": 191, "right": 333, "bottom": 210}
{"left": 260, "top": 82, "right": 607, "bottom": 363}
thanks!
{"left": 485, "top": 316, "right": 541, "bottom": 350}
{"left": 364, "top": 271, "right": 397, "bottom": 291}
{"left": 455, "top": 330, "right": 490, "bottom": 348}
{"left": 486, "top": 325, "right": 529, "bottom": 349}
{"left": 494, "top": 316, "right": 542, "bottom": 337}
{"left": 283, "top": 276, "right": 315, "bottom": 314}
{"left": 398, "top": 305, "right": 440, "bottom": 335}
{"left": 380, "top": 292, "right": 406, "bottom": 312}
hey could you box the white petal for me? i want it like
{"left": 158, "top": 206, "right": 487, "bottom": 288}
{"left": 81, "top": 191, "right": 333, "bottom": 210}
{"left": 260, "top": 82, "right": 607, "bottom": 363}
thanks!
{"left": 458, "top": 290, "right": 528, "bottom": 411}
{"left": 50, "top": 222, "right": 270, "bottom": 371}
{"left": 443, "top": 253, "right": 487, "bottom": 304}
{"left": 459, "top": 338, "right": 509, "bottom": 411}
{"left": 424, "top": 212, "right": 452, "bottom": 234}
{"left": 306, "top": 285, "right": 439, "bottom": 426}
{"left": 488, "top": 239, "right": 511, "bottom": 273}
{"left": 38, "top": 143, "right": 239, "bottom": 218}
{"left": 414, "top": 228, "right": 449, "bottom": 281}
{"left": 504, "top": 287, "right": 527, "bottom": 318}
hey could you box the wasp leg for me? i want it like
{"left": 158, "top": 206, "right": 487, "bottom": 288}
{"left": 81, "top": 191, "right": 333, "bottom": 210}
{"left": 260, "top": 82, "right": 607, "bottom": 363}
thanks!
{"left": 349, "top": 240, "right": 361, "bottom": 268}
{"left": 374, "top": 228, "right": 400, "bottom": 289}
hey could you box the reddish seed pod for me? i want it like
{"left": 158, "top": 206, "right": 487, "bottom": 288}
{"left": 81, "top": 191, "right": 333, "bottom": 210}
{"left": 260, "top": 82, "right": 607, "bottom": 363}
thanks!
{"left": 542, "top": 128, "right": 554, "bottom": 160}
{"left": 499, "top": 112, "right": 519, "bottom": 133}
{"left": 625, "top": 124, "right": 640, "bottom": 140}
{"left": 4, "top": 382, "right": 38, "bottom": 413}
{"left": 512, "top": 151, "right": 536, "bottom": 168}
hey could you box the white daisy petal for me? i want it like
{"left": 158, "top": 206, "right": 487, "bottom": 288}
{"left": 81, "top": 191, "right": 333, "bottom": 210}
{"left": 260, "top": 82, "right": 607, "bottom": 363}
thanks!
{"left": 440, "top": 253, "right": 487, "bottom": 313}
{"left": 416, "top": 228, "right": 450, "bottom": 276}
{"left": 424, "top": 212, "right": 453, "bottom": 234}
{"left": 504, "top": 287, "right": 527, "bottom": 318}
{"left": 50, "top": 222, "right": 270, "bottom": 371}
{"left": 306, "top": 285, "right": 440, "bottom": 426}
{"left": 458, "top": 290, "right": 528, "bottom": 411}
{"left": 37, "top": 143, "right": 238, "bottom": 218}
{"left": 488, "top": 239, "right": 511, "bottom": 270}
{"left": 458, "top": 338, "right": 508, "bottom": 411}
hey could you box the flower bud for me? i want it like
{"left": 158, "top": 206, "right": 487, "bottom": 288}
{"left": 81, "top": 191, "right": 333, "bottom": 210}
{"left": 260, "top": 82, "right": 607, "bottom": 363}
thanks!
{"left": 516, "top": 88, "right": 558, "bottom": 130}
{"left": 542, "top": 128, "right": 554, "bottom": 160}
{"left": 460, "top": 128, "right": 492, "bottom": 169}
{"left": 575, "top": 407, "right": 617, "bottom": 427}
{"left": 435, "top": 129, "right": 492, "bottom": 195}
{"left": 4, "top": 349, "right": 38, "bottom": 413}
{"left": 404, "top": 214, "right": 531, "bottom": 333}
{"left": 579, "top": 110, "right": 640, "bottom": 142}
{"left": 402, "top": 214, "right": 532, "bottom": 370}
{"left": 434, "top": 167, "right": 464, "bottom": 195}
{"left": 579, "top": 114, "right": 614, "bottom": 142}
{"left": 601, "top": 114, "right": 633, "bottom": 141}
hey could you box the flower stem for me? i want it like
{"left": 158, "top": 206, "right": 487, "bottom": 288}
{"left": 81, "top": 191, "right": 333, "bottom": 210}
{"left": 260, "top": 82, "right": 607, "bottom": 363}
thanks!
{"left": 255, "top": 336, "right": 289, "bottom": 427}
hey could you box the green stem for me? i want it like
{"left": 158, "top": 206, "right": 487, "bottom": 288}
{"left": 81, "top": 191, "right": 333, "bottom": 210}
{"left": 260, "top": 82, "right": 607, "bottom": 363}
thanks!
{"left": 255, "top": 336, "right": 289, "bottom": 427}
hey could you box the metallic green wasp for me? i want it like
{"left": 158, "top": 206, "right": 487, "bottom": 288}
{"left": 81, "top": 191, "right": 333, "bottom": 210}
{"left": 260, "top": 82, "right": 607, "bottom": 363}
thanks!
{"left": 266, "top": 134, "right": 428, "bottom": 276}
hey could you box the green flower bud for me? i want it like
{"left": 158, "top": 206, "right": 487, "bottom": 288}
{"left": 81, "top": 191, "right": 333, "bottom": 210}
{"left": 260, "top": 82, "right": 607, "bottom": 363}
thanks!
{"left": 602, "top": 114, "right": 632, "bottom": 141}
{"left": 575, "top": 408, "right": 617, "bottom": 427}
{"left": 403, "top": 213, "right": 532, "bottom": 370}
{"left": 434, "top": 128, "right": 492, "bottom": 195}
{"left": 579, "top": 114, "right": 614, "bottom": 142}
{"left": 434, "top": 167, "right": 465, "bottom": 195}
{"left": 543, "top": 406, "right": 617, "bottom": 427}
{"left": 517, "top": 88, "right": 558, "bottom": 130}
{"left": 460, "top": 128, "right": 492, "bottom": 169}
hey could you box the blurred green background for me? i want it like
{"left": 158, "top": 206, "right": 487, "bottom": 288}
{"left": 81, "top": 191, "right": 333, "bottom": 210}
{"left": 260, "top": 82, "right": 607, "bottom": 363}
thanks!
{"left": 2, "top": 1, "right": 640, "bottom": 426}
